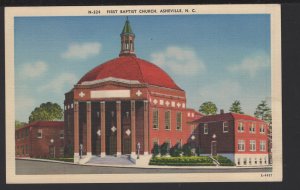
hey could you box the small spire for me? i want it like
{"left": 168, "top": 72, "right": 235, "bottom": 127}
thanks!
{"left": 119, "top": 17, "right": 136, "bottom": 57}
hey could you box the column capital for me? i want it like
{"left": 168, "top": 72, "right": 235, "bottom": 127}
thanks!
{"left": 116, "top": 100, "right": 121, "bottom": 104}
{"left": 86, "top": 101, "right": 91, "bottom": 104}
{"left": 100, "top": 101, "right": 105, "bottom": 104}
{"left": 144, "top": 100, "right": 149, "bottom": 103}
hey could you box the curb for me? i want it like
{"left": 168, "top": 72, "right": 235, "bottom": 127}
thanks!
{"left": 16, "top": 158, "right": 273, "bottom": 170}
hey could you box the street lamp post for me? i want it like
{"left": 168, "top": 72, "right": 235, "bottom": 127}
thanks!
{"left": 50, "top": 138, "right": 55, "bottom": 158}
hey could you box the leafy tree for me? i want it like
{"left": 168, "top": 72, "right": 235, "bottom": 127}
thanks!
{"left": 182, "top": 143, "right": 192, "bottom": 157}
{"left": 15, "top": 120, "right": 27, "bottom": 129}
{"left": 254, "top": 100, "right": 272, "bottom": 124}
{"left": 29, "top": 102, "right": 63, "bottom": 123}
{"left": 170, "top": 143, "right": 182, "bottom": 157}
{"left": 152, "top": 143, "right": 160, "bottom": 157}
{"left": 199, "top": 101, "right": 218, "bottom": 115}
{"left": 229, "top": 100, "right": 244, "bottom": 114}
{"left": 160, "top": 142, "right": 169, "bottom": 156}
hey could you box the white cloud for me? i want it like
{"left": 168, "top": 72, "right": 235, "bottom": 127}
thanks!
{"left": 150, "top": 46, "right": 205, "bottom": 76}
{"left": 62, "top": 42, "right": 102, "bottom": 59}
{"left": 228, "top": 52, "right": 270, "bottom": 77}
{"left": 20, "top": 61, "right": 48, "bottom": 78}
{"left": 38, "top": 73, "right": 77, "bottom": 94}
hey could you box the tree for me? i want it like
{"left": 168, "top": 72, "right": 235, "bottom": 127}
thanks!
{"left": 29, "top": 102, "right": 63, "bottom": 123}
{"left": 160, "top": 142, "right": 169, "bottom": 156}
{"left": 199, "top": 101, "right": 218, "bottom": 115}
{"left": 254, "top": 100, "right": 272, "bottom": 124}
{"left": 229, "top": 100, "right": 244, "bottom": 114}
{"left": 152, "top": 143, "right": 160, "bottom": 157}
{"left": 182, "top": 143, "right": 192, "bottom": 157}
{"left": 15, "top": 120, "right": 27, "bottom": 129}
{"left": 170, "top": 143, "right": 182, "bottom": 157}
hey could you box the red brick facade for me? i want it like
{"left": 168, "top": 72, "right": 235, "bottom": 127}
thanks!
{"left": 15, "top": 121, "right": 64, "bottom": 158}
{"left": 195, "top": 112, "right": 269, "bottom": 166}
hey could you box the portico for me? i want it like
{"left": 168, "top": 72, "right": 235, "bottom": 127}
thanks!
{"left": 68, "top": 90, "right": 149, "bottom": 162}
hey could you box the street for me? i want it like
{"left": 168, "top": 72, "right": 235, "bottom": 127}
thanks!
{"left": 16, "top": 159, "right": 272, "bottom": 175}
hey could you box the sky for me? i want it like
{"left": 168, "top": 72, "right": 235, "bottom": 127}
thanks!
{"left": 14, "top": 15, "right": 271, "bottom": 122}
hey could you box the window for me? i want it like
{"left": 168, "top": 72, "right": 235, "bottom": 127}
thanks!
{"left": 250, "top": 140, "right": 256, "bottom": 151}
{"left": 59, "top": 147, "right": 64, "bottom": 156}
{"left": 165, "top": 111, "right": 171, "bottom": 130}
{"left": 249, "top": 158, "right": 252, "bottom": 165}
{"left": 204, "top": 123, "right": 208, "bottom": 134}
{"left": 260, "top": 125, "right": 265, "bottom": 134}
{"left": 60, "top": 130, "right": 64, "bottom": 139}
{"left": 238, "top": 140, "right": 245, "bottom": 151}
{"left": 254, "top": 158, "right": 257, "bottom": 164}
{"left": 238, "top": 122, "right": 244, "bottom": 132}
{"left": 223, "top": 122, "right": 229, "bottom": 133}
{"left": 25, "top": 144, "right": 28, "bottom": 154}
{"left": 260, "top": 140, "right": 266, "bottom": 151}
{"left": 191, "top": 124, "right": 196, "bottom": 135}
{"left": 37, "top": 129, "right": 42, "bottom": 138}
{"left": 250, "top": 123, "right": 256, "bottom": 133}
{"left": 237, "top": 158, "right": 240, "bottom": 165}
{"left": 153, "top": 138, "right": 159, "bottom": 146}
{"left": 26, "top": 128, "right": 29, "bottom": 137}
{"left": 176, "top": 112, "right": 182, "bottom": 130}
{"left": 165, "top": 139, "right": 171, "bottom": 153}
{"left": 152, "top": 109, "right": 159, "bottom": 129}
{"left": 243, "top": 158, "right": 247, "bottom": 165}
{"left": 176, "top": 139, "right": 182, "bottom": 148}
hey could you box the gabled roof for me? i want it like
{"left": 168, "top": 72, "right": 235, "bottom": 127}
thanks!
{"left": 192, "top": 112, "right": 265, "bottom": 123}
{"left": 16, "top": 121, "right": 64, "bottom": 131}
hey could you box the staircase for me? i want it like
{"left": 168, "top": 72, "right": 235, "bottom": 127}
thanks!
{"left": 210, "top": 156, "right": 220, "bottom": 166}
{"left": 87, "top": 155, "right": 135, "bottom": 165}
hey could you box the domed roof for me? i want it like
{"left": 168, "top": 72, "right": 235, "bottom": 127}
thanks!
{"left": 77, "top": 56, "right": 182, "bottom": 90}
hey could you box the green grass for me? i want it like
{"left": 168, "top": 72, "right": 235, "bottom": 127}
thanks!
{"left": 149, "top": 156, "right": 215, "bottom": 166}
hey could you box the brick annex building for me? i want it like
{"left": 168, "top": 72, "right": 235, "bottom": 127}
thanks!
{"left": 194, "top": 111, "right": 269, "bottom": 166}
{"left": 15, "top": 121, "right": 64, "bottom": 158}
{"left": 63, "top": 19, "right": 200, "bottom": 163}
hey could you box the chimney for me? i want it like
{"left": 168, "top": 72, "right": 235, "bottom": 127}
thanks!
{"left": 220, "top": 109, "right": 224, "bottom": 114}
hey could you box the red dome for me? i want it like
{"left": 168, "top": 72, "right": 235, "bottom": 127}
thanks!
{"left": 77, "top": 56, "right": 182, "bottom": 90}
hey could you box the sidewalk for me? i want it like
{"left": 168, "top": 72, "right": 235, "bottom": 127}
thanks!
{"left": 16, "top": 157, "right": 272, "bottom": 170}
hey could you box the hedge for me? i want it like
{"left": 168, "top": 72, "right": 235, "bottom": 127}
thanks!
{"left": 213, "top": 155, "right": 235, "bottom": 166}
{"left": 149, "top": 156, "right": 215, "bottom": 166}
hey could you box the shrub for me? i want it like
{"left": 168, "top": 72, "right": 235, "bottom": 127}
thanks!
{"left": 149, "top": 156, "right": 215, "bottom": 166}
{"left": 182, "top": 143, "right": 192, "bottom": 156}
{"left": 160, "top": 142, "right": 169, "bottom": 156}
{"left": 152, "top": 143, "right": 160, "bottom": 157}
{"left": 196, "top": 147, "right": 203, "bottom": 156}
{"left": 213, "top": 155, "right": 235, "bottom": 166}
{"left": 170, "top": 143, "right": 182, "bottom": 157}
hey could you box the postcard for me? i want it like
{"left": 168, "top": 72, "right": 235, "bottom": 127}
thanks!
{"left": 5, "top": 4, "right": 282, "bottom": 183}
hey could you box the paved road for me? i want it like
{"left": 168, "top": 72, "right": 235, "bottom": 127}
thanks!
{"left": 16, "top": 159, "right": 272, "bottom": 175}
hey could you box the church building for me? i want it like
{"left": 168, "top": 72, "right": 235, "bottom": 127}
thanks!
{"left": 64, "top": 18, "right": 200, "bottom": 163}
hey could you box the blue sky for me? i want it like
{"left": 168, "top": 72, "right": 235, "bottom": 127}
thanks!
{"left": 15, "top": 15, "right": 271, "bottom": 122}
